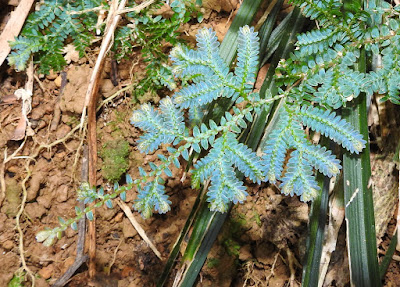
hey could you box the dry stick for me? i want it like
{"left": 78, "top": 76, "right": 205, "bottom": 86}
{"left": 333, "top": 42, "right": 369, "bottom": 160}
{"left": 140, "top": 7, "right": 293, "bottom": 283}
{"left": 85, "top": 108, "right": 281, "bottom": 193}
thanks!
{"left": 83, "top": 0, "right": 129, "bottom": 278}
{"left": 71, "top": 125, "right": 87, "bottom": 181}
{"left": 115, "top": 0, "right": 155, "bottom": 15}
{"left": 52, "top": 146, "right": 89, "bottom": 287}
{"left": 96, "top": 83, "right": 135, "bottom": 112}
{"left": 81, "top": 0, "right": 156, "bottom": 278}
{"left": 116, "top": 199, "right": 163, "bottom": 260}
{"left": 79, "top": 0, "right": 155, "bottom": 129}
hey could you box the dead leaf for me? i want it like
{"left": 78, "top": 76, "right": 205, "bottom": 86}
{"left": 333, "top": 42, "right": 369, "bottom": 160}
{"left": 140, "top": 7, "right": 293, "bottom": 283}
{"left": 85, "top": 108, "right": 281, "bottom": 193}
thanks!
{"left": 62, "top": 44, "right": 80, "bottom": 64}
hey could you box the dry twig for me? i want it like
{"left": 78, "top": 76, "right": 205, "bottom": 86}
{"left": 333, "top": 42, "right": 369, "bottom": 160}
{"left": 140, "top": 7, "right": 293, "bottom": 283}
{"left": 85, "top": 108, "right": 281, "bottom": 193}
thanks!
{"left": 116, "top": 199, "right": 163, "bottom": 260}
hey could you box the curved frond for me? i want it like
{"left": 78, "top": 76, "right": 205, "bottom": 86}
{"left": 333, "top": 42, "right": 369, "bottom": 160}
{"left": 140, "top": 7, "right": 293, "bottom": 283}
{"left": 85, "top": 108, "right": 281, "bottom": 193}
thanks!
{"left": 160, "top": 97, "right": 185, "bottom": 134}
{"left": 291, "top": 0, "right": 343, "bottom": 24}
{"left": 297, "top": 105, "right": 366, "bottom": 154}
{"left": 280, "top": 150, "right": 320, "bottom": 202}
{"left": 131, "top": 103, "right": 164, "bottom": 133}
{"left": 131, "top": 101, "right": 182, "bottom": 153}
{"left": 206, "top": 161, "right": 246, "bottom": 212}
{"left": 225, "top": 133, "right": 263, "bottom": 183}
{"left": 302, "top": 143, "right": 341, "bottom": 177}
{"left": 173, "top": 78, "right": 226, "bottom": 108}
{"left": 261, "top": 111, "right": 290, "bottom": 182}
{"left": 134, "top": 178, "right": 172, "bottom": 219}
{"left": 195, "top": 27, "right": 220, "bottom": 60}
{"left": 192, "top": 137, "right": 224, "bottom": 188}
{"left": 235, "top": 25, "right": 259, "bottom": 92}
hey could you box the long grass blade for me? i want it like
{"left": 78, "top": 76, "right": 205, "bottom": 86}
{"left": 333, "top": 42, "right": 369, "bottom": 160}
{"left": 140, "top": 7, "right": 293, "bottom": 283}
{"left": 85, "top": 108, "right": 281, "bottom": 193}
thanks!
{"left": 342, "top": 44, "right": 381, "bottom": 286}
{"left": 156, "top": 188, "right": 204, "bottom": 287}
{"left": 379, "top": 231, "right": 398, "bottom": 279}
{"left": 302, "top": 175, "right": 330, "bottom": 286}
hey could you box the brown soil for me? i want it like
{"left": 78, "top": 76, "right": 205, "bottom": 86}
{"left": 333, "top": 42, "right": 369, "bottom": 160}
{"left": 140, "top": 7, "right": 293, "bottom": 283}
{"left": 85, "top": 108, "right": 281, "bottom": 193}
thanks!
{"left": 1, "top": 1, "right": 400, "bottom": 287}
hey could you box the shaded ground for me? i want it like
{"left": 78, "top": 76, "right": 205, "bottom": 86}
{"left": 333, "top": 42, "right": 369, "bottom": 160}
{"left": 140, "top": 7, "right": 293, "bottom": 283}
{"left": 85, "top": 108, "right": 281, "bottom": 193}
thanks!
{"left": 1, "top": 1, "right": 400, "bottom": 287}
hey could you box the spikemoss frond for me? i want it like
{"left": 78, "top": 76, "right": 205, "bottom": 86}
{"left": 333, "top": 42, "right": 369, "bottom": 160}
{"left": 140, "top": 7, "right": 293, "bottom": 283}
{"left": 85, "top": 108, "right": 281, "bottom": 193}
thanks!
{"left": 235, "top": 26, "right": 259, "bottom": 92}
{"left": 297, "top": 105, "right": 366, "bottom": 154}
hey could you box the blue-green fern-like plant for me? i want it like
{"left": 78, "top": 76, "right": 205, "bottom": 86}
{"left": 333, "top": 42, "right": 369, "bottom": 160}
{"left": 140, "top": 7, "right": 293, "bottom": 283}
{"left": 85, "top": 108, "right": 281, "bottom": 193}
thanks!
{"left": 36, "top": 0, "right": 400, "bottom": 245}
{"left": 130, "top": 25, "right": 365, "bottom": 216}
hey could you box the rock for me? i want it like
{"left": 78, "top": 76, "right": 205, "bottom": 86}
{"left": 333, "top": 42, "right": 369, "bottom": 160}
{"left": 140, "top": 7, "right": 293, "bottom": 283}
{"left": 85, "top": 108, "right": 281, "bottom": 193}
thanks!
{"left": 154, "top": 3, "right": 174, "bottom": 17}
{"left": 117, "top": 279, "right": 130, "bottom": 287}
{"left": 27, "top": 172, "right": 44, "bottom": 201}
{"left": 31, "top": 106, "right": 46, "bottom": 120}
{"left": 61, "top": 257, "right": 75, "bottom": 274}
{"left": 122, "top": 218, "right": 137, "bottom": 238}
{"left": 213, "top": 21, "right": 230, "bottom": 42}
{"left": 4, "top": 178, "right": 21, "bottom": 217}
{"left": 60, "top": 65, "right": 92, "bottom": 114}
{"left": 0, "top": 213, "right": 7, "bottom": 230}
{"left": 56, "top": 185, "right": 69, "bottom": 202}
{"left": 121, "top": 266, "right": 135, "bottom": 277}
{"left": 114, "top": 212, "right": 124, "bottom": 223}
{"left": 25, "top": 202, "right": 46, "bottom": 219}
{"left": 99, "top": 205, "right": 118, "bottom": 221}
{"left": 202, "top": 0, "right": 238, "bottom": 12}
{"left": 38, "top": 264, "right": 54, "bottom": 280}
{"left": 0, "top": 253, "right": 19, "bottom": 286}
{"left": 100, "top": 79, "right": 115, "bottom": 94}
{"left": 37, "top": 193, "right": 53, "bottom": 209}
{"left": 2, "top": 240, "right": 14, "bottom": 251}
{"left": 65, "top": 226, "right": 77, "bottom": 238}
{"left": 119, "top": 68, "right": 130, "bottom": 80}
{"left": 254, "top": 242, "right": 275, "bottom": 265}
{"left": 54, "top": 75, "right": 62, "bottom": 87}
{"left": 127, "top": 278, "right": 143, "bottom": 287}
{"left": 6, "top": 165, "right": 19, "bottom": 174}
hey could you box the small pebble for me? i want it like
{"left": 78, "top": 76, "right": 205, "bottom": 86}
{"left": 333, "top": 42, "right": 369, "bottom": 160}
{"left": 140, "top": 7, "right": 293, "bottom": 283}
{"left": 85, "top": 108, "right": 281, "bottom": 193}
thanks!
{"left": 122, "top": 218, "right": 137, "bottom": 238}
{"left": 54, "top": 75, "right": 62, "bottom": 87}
{"left": 57, "top": 185, "right": 69, "bottom": 202}
{"left": 38, "top": 264, "right": 54, "bottom": 280}
{"left": 2, "top": 240, "right": 14, "bottom": 251}
{"left": 101, "top": 79, "right": 115, "bottom": 94}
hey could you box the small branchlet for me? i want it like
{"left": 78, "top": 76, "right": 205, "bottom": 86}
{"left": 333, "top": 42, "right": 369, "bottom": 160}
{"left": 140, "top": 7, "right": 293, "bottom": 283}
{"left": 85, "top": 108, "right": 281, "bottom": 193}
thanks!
{"left": 36, "top": 180, "right": 131, "bottom": 246}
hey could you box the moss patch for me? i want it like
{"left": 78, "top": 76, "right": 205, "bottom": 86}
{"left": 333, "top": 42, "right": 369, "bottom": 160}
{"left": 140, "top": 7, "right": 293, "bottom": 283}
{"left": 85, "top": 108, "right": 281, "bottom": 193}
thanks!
{"left": 100, "top": 139, "right": 130, "bottom": 182}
